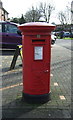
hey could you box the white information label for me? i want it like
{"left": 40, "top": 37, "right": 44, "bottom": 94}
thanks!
{"left": 34, "top": 46, "right": 43, "bottom": 60}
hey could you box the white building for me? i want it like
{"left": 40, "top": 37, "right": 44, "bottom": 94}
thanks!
{"left": 0, "top": 0, "right": 9, "bottom": 21}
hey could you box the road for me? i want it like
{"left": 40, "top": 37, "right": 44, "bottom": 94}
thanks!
{"left": 55, "top": 38, "right": 72, "bottom": 51}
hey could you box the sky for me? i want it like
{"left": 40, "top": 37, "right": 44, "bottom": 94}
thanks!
{"left": 2, "top": 0, "right": 72, "bottom": 24}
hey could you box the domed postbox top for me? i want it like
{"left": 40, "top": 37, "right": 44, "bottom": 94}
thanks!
{"left": 19, "top": 22, "right": 55, "bottom": 27}
{"left": 18, "top": 22, "right": 56, "bottom": 34}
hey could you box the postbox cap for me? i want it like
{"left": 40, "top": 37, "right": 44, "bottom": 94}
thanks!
{"left": 19, "top": 22, "right": 55, "bottom": 27}
{"left": 18, "top": 22, "right": 56, "bottom": 34}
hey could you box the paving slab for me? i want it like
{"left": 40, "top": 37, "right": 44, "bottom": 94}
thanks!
{"left": 1, "top": 44, "right": 72, "bottom": 119}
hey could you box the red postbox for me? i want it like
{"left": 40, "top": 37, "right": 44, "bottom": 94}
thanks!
{"left": 18, "top": 22, "right": 55, "bottom": 103}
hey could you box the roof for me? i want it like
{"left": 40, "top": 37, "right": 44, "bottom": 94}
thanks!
{"left": 0, "top": 0, "right": 9, "bottom": 14}
{"left": 2, "top": 7, "right": 9, "bottom": 14}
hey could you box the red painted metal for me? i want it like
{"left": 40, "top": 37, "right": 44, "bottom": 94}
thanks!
{"left": 19, "top": 22, "right": 55, "bottom": 95}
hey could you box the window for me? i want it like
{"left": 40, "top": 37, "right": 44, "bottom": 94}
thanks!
{"left": 5, "top": 24, "right": 18, "bottom": 33}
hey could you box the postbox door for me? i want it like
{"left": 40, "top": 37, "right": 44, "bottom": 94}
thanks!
{"left": 31, "top": 40, "right": 51, "bottom": 95}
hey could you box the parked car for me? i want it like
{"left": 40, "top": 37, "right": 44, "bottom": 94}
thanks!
{"left": 0, "top": 21, "right": 22, "bottom": 49}
{"left": 51, "top": 32, "right": 56, "bottom": 45}
{"left": 70, "top": 32, "right": 73, "bottom": 38}
{"left": 63, "top": 32, "right": 71, "bottom": 38}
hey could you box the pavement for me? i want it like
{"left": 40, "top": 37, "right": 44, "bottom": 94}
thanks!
{"left": 0, "top": 43, "right": 72, "bottom": 119}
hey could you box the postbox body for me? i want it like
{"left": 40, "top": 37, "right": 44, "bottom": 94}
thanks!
{"left": 19, "top": 22, "right": 55, "bottom": 103}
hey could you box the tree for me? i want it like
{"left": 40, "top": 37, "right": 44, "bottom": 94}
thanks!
{"left": 24, "top": 6, "right": 42, "bottom": 22}
{"left": 58, "top": 11, "right": 67, "bottom": 25}
{"left": 19, "top": 14, "right": 26, "bottom": 24}
{"left": 39, "top": 2, "right": 55, "bottom": 23}
{"left": 10, "top": 17, "right": 19, "bottom": 23}
{"left": 65, "top": 5, "right": 71, "bottom": 24}
{"left": 10, "top": 15, "right": 26, "bottom": 24}
{"left": 58, "top": 2, "right": 71, "bottom": 25}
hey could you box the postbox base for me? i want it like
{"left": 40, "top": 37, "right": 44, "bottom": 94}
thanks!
{"left": 22, "top": 92, "right": 51, "bottom": 104}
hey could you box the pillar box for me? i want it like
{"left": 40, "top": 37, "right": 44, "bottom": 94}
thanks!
{"left": 18, "top": 22, "right": 55, "bottom": 103}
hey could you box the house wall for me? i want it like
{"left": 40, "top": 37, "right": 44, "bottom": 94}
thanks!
{"left": 71, "top": 1, "right": 73, "bottom": 33}
{"left": 71, "top": 1, "right": 73, "bottom": 24}
{"left": 0, "top": 0, "right": 8, "bottom": 21}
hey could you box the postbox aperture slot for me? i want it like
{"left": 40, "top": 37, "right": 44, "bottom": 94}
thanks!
{"left": 32, "top": 39, "right": 45, "bottom": 42}
{"left": 34, "top": 46, "right": 43, "bottom": 60}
